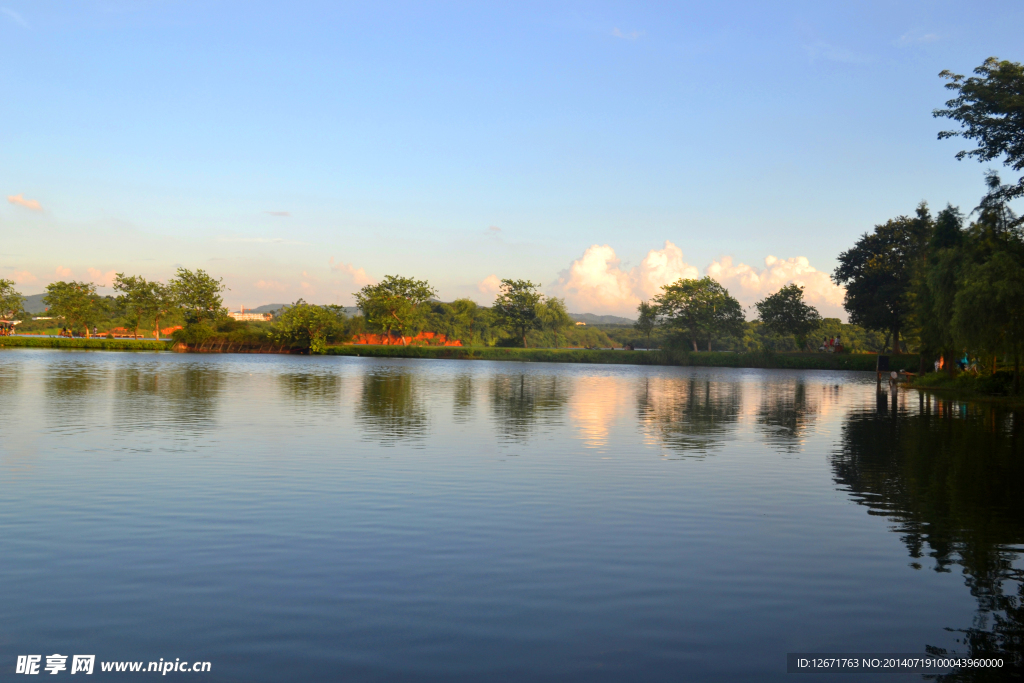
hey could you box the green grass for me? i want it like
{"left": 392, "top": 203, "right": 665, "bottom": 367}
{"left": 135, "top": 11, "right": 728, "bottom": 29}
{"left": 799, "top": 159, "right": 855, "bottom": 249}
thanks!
{"left": 0, "top": 336, "right": 171, "bottom": 351}
{"left": 326, "top": 344, "right": 919, "bottom": 371}
{"left": 676, "top": 350, "right": 919, "bottom": 371}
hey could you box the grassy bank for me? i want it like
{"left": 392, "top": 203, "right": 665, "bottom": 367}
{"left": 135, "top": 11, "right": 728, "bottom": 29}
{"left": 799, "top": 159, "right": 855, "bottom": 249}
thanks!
{"left": 0, "top": 336, "right": 924, "bottom": 373}
{"left": 665, "top": 350, "right": 919, "bottom": 371}
{"left": 911, "top": 371, "right": 1024, "bottom": 408}
{"left": 0, "top": 336, "right": 171, "bottom": 351}
{"left": 327, "top": 345, "right": 653, "bottom": 364}
{"left": 326, "top": 344, "right": 919, "bottom": 371}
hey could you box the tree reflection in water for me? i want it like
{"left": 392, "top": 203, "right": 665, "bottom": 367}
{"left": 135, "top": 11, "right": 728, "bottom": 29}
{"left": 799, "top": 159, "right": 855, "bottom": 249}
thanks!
{"left": 278, "top": 371, "right": 342, "bottom": 404}
{"left": 42, "top": 361, "right": 226, "bottom": 438}
{"left": 355, "top": 368, "right": 427, "bottom": 446}
{"left": 489, "top": 373, "right": 569, "bottom": 443}
{"left": 755, "top": 379, "right": 831, "bottom": 452}
{"left": 833, "top": 400, "right": 1024, "bottom": 678}
{"left": 44, "top": 361, "right": 106, "bottom": 432}
{"left": 0, "top": 361, "right": 19, "bottom": 418}
{"left": 635, "top": 376, "right": 741, "bottom": 457}
{"left": 0, "top": 361, "right": 19, "bottom": 389}
{"left": 0, "top": 362, "right": 24, "bottom": 457}
{"left": 452, "top": 373, "right": 474, "bottom": 424}
{"left": 110, "top": 365, "right": 164, "bottom": 434}
{"left": 116, "top": 364, "right": 225, "bottom": 435}
{"left": 159, "top": 365, "right": 224, "bottom": 432}
{"left": 276, "top": 371, "right": 344, "bottom": 430}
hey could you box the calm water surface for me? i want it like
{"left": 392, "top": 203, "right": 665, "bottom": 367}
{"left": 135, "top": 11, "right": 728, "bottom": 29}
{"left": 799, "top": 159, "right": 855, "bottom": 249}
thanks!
{"left": 1, "top": 350, "right": 1021, "bottom": 681}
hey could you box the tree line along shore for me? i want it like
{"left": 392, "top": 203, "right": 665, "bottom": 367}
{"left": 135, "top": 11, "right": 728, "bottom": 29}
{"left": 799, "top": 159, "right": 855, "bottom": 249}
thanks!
{"left": 1, "top": 57, "right": 1022, "bottom": 399}
{"left": 0, "top": 269, "right": 901, "bottom": 360}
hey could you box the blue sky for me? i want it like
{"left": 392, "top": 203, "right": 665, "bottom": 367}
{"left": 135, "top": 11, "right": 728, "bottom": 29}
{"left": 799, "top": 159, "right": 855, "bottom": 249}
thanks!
{"left": 1, "top": 1, "right": 1022, "bottom": 316}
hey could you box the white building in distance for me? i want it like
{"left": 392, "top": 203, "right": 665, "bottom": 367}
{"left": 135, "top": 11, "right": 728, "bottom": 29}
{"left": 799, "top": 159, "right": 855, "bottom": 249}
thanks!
{"left": 228, "top": 306, "right": 272, "bottom": 322}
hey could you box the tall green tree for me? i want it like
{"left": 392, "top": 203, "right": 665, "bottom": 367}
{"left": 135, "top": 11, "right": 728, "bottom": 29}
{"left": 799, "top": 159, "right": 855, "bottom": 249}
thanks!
{"left": 525, "top": 296, "right": 575, "bottom": 348}
{"left": 634, "top": 300, "right": 657, "bottom": 348}
{"left": 935, "top": 57, "right": 1024, "bottom": 212}
{"left": 454, "top": 298, "right": 491, "bottom": 344}
{"left": 535, "top": 296, "right": 573, "bottom": 332}
{"left": 427, "top": 298, "right": 478, "bottom": 344}
{"left": 355, "top": 275, "right": 437, "bottom": 345}
{"left": 917, "top": 181, "right": 1024, "bottom": 378}
{"left": 274, "top": 299, "right": 347, "bottom": 353}
{"left": 44, "top": 281, "right": 99, "bottom": 337}
{"left": 973, "top": 171, "right": 1020, "bottom": 237}
{"left": 951, "top": 251, "right": 1024, "bottom": 394}
{"left": 447, "top": 299, "right": 477, "bottom": 341}
{"left": 833, "top": 204, "right": 932, "bottom": 353}
{"left": 150, "top": 283, "right": 177, "bottom": 340}
{"left": 917, "top": 205, "right": 964, "bottom": 369}
{"left": 169, "top": 268, "right": 226, "bottom": 324}
{"left": 0, "top": 279, "right": 24, "bottom": 319}
{"left": 754, "top": 284, "right": 822, "bottom": 350}
{"left": 492, "top": 279, "right": 543, "bottom": 348}
{"left": 112, "top": 273, "right": 158, "bottom": 339}
{"left": 653, "top": 277, "right": 744, "bottom": 352}
{"left": 467, "top": 304, "right": 501, "bottom": 346}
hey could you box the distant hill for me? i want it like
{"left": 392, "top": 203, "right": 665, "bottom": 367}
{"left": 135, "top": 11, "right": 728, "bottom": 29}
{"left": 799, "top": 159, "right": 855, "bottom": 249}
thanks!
{"left": 22, "top": 292, "right": 117, "bottom": 316}
{"left": 570, "top": 312, "right": 635, "bottom": 325}
{"left": 248, "top": 303, "right": 288, "bottom": 314}
{"left": 246, "top": 303, "right": 361, "bottom": 317}
{"left": 22, "top": 293, "right": 48, "bottom": 315}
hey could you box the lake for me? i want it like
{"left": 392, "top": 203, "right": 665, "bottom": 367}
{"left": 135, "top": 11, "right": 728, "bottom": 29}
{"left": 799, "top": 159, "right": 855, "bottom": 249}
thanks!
{"left": 1, "top": 350, "right": 1021, "bottom": 681}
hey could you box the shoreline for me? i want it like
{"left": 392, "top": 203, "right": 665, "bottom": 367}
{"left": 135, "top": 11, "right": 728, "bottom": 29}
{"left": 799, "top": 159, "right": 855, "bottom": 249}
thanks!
{"left": 325, "top": 345, "right": 920, "bottom": 372}
{"left": 909, "top": 376, "right": 1024, "bottom": 409}
{"left": 0, "top": 337, "right": 170, "bottom": 351}
{"left": 0, "top": 337, "right": 924, "bottom": 372}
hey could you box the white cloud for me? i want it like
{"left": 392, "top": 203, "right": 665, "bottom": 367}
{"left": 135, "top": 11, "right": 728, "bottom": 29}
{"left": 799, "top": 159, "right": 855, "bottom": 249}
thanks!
{"left": 635, "top": 241, "right": 699, "bottom": 299}
{"left": 87, "top": 268, "right": 117, "bottom": 287}
{"left": 330, "top": 259, "right": 374, "bottom": 288}
{"left": 705, "top": 255, "right": 846, "bottom": 318}
{"left": 552, "top": 241, "right": 697, "bottom": 316}
{"left": 266, "top": 211, "right": 291, "bottom": 217}
{"left": 555, "top": 244, "right": 635, "bottom": 313}
{"left": 10, "top": 270, "right": 37, "bottom": 284}
{"left": 55, "top": 266, "right": 72, "bottom": 278}
{"left": 7, "top": 193, "right": 42, "bottom": 211}
{"left": 551, "top": 242, "right": 847, "bottom": 319}
{"left": 477, "top": 274, "right": 502, "bottom": 298}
